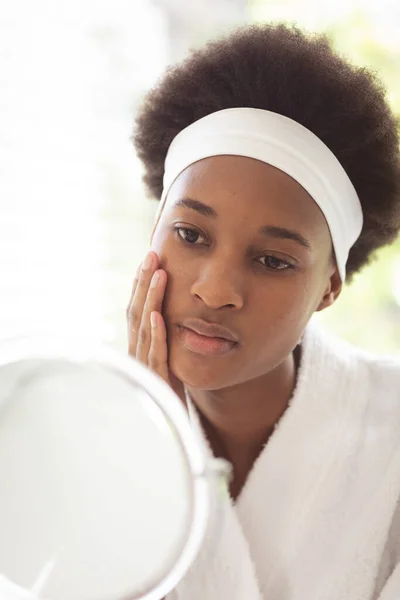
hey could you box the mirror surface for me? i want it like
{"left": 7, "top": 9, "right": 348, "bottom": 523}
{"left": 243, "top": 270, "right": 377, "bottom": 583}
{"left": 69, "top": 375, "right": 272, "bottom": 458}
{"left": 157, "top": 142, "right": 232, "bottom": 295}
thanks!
{"left": 0, "top": 351, "right": 194, "bottom": 600}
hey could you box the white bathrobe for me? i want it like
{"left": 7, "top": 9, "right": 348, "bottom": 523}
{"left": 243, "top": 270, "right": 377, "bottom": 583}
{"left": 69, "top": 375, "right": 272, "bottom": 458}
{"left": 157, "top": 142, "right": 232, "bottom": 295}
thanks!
{"left": 168, "top": 320, "right": 400, "bottom": 600}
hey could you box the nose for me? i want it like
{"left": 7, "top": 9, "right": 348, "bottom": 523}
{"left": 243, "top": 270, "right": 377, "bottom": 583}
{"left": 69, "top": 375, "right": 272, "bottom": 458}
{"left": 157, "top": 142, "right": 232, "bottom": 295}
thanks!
{"left": 190, "top": 258, "right": 244, "bottom": 311}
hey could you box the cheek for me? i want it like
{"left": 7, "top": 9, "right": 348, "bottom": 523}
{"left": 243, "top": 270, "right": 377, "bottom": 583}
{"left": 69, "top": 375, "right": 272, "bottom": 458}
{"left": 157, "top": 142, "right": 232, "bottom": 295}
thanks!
{"left": 150, "top": 230, "right": 193, "bottom": 317}
{"left": 151, "top": 224, "right": 190, "bottom": 273}
{"left": 252, "top": 275, "right": 312, "bottom": 319}
{"left": 162, "top": 268, "right": 189, "bottom": 322}
{"left": 243, "top": 276, "right": 316, "bottom": 352}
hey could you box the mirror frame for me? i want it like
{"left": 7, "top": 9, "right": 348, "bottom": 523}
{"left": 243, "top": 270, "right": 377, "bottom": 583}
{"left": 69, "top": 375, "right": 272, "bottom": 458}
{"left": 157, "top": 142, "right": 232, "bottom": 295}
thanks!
{"left": 0, "top": 335, "right": 211, "bottom": 600}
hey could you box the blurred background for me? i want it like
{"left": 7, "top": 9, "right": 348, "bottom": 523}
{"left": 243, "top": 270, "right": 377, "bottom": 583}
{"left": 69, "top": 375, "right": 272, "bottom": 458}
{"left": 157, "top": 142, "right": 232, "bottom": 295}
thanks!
{"left": 0, "top": 0, "right": 399, "bottom": 353}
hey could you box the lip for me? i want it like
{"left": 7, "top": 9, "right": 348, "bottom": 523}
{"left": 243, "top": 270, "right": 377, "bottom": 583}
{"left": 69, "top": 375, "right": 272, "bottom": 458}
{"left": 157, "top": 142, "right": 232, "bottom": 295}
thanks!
{"left": 179, "top": 318, "right": 239, "bottom": 343}
{"left": 176, "top": 318, "right": 239, "bottom": 357}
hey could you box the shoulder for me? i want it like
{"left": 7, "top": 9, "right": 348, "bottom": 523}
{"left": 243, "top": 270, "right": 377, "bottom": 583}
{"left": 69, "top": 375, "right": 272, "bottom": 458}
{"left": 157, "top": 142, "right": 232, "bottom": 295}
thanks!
{"left": 305, "top": 318, "right": 400, "bottom": 396}
{"left": 310, "top": 317, "right": 400, "bottom": 365}
{"left": 343, "top": 336, "right": 400, "bottom": 392}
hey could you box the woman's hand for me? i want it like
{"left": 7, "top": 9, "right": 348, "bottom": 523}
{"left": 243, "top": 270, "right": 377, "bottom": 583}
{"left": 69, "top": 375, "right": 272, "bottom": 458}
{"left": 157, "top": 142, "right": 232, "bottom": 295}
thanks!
{"left": 126, "top": 251, "right": 184, "bottom": 400}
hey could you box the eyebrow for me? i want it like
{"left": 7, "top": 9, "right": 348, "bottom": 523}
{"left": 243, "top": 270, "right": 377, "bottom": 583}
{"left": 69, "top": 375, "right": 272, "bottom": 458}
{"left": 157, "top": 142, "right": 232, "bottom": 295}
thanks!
{"left": 173, "top": 197, "right": 217, "bottom": 218}
{"left": 173, "top": 196, "right": 311, "bottom": 250}
{"left": 260, "top": 225, "right": 311, "bottom": 250}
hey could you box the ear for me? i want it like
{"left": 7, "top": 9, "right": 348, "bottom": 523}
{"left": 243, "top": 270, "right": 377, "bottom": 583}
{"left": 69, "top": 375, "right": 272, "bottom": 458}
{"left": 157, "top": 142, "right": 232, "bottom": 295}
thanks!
{"left": 316, "top": 265, "right": 343, "bottom": 312}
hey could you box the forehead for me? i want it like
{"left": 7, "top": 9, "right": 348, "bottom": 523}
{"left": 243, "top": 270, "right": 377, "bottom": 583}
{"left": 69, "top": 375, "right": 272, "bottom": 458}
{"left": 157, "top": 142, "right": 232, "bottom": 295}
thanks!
{"left": 167, "top": 155, "right": 330, "bottom": 239}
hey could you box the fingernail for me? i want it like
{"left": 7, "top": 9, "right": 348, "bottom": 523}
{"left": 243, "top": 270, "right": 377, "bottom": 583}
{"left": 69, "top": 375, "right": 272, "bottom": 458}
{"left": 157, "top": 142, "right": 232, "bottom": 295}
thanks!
{"left": 135, "top": 263, "right": 142, "bottom": 277}
{"left": 150, "top": 270, "right": 159, "bottom": 288}
{"left": 142, "top": 252, "right": 153, "bottom": 271}
{"left": 151, "top": 312, "right": 158, "bottom": 328}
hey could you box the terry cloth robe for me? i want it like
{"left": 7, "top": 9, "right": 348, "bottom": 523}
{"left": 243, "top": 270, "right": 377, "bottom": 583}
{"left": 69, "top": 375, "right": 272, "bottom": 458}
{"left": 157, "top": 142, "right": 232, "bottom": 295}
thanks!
{"left": 167, "top": 320, "right": 400, "bottom": 600}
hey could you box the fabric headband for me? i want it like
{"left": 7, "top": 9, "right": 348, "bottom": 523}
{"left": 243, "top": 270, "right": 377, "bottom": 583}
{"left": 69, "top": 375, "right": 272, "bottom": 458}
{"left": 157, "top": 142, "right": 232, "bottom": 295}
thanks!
{"left": 156, "top": 107, "right": 363, "bottom": 281}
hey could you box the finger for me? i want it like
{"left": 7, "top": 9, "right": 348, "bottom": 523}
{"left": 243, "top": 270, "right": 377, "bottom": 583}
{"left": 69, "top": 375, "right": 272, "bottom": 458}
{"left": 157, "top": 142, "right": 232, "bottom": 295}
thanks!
{"left": 148, "top": 311, "right": 170, "bottom": 383}
{"left": 126, "top": 262, "right": 142, "bottom": 314}
{"left": 126, "top": 263, "right": 142, "bottom": 341}
{"left": 136, "top": 269, "right": 167, "bottom": 364}
{"left": 127, "top": 251, "right": 158, "bottom": 356}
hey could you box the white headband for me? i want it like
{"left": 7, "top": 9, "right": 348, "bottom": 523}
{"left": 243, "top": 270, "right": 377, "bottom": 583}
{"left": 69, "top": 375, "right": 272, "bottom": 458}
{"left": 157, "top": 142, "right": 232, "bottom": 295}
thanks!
{"left": 157, "top": 108, "right": 363, "bottom": 281}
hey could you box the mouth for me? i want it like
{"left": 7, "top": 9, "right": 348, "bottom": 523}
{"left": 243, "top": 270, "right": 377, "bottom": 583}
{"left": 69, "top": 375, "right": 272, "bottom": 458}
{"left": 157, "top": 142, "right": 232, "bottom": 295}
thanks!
{"left": 177, "top": 318, "right": 239, "bottom": 357}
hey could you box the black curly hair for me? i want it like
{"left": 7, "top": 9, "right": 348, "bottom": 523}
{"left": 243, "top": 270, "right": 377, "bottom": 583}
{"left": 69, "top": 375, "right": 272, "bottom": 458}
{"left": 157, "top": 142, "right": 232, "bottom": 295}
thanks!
{"left": 133, "top": 23, "right": 400, "bottom": 281}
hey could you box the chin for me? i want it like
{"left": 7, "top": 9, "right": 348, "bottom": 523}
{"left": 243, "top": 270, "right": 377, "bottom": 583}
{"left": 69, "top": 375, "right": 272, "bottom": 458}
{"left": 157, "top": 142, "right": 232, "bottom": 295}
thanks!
{"left": 168, "top": 344, "right": 236, "bottom": 391}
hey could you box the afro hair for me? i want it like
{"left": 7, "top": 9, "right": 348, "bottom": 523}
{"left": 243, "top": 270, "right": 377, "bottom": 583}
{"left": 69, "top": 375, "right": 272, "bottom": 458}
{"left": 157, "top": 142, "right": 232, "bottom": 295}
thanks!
{"left": 133, "top": 23, "right": 400, "bottom": 281}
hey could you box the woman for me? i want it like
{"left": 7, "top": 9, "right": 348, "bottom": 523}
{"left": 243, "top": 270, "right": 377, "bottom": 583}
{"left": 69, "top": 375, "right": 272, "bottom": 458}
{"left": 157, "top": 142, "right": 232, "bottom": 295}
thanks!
{"left": 127, "top": 24, "right": 400, "bottom": 599}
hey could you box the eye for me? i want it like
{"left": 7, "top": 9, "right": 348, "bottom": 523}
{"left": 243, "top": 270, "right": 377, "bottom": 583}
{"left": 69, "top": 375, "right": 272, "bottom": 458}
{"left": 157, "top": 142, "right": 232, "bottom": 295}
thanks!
{"left": 175, "top": 226, "right": 206, "bottom": 245}
{"left": 258, "top": 255, "right": 293, "bottom": 271}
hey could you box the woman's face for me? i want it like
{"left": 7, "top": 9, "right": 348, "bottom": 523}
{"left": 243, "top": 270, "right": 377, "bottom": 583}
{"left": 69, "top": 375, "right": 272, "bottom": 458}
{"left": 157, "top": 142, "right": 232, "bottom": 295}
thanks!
{"left": 151, "top": 155, "right": 341, "bottom": 390}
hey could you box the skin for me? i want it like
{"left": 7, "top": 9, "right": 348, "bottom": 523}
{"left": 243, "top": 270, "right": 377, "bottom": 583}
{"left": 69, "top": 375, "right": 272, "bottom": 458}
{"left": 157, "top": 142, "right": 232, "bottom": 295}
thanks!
{"left": 128, "top": 155, "right": 342, "bottom": 500}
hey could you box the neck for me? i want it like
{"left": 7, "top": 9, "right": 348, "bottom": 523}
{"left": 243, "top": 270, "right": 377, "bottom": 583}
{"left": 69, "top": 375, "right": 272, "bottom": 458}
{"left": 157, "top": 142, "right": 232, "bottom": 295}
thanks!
{"left": 186, "top": 346, "right": 300, "bottom": 480}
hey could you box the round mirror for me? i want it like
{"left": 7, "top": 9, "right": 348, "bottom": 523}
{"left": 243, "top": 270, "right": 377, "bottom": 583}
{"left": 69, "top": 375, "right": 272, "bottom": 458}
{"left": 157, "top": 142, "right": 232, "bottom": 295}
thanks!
{"left": 0, "top": 336, "right": 228, "bottom": 600}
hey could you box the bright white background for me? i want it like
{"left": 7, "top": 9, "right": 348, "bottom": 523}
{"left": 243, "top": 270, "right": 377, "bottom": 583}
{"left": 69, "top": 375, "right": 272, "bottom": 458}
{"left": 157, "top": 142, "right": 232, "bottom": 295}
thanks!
{"left": 0, "top": 0, "right": 166, "bottom": 346}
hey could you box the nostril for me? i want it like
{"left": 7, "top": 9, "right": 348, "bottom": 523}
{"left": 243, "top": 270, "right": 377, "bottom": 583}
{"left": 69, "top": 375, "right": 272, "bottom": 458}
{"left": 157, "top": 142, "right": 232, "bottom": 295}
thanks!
{"left": 194, "top": 294, "right": 237, "bottom": 310}
{"left": 192, "top": 284, "right": 243, "bottom": 310}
